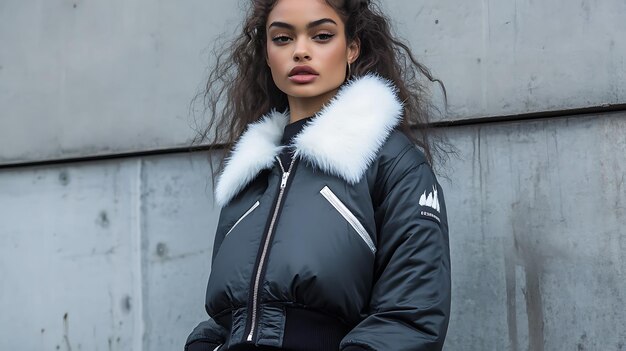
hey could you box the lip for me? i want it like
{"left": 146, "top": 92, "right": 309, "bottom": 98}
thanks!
{"left": 289, "top": 65, "right": 319, "bottom": 77}
{"left": 289, "top": 74, "right": 318, "bottom": 84}
{"left": 288, "top": 65, "right": 319, "bottom": 84}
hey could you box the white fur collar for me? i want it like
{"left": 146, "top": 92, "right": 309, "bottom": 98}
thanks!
{"left": 214, "top": 73, "right": 403, "bottom": 207}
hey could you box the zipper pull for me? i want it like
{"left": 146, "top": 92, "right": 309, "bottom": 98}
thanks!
{"left": 281, "top": 172, "right": 289, "bottom": 188}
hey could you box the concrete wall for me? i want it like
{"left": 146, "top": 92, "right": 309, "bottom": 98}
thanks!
{"left": 442, "top": 113, "right": 626, "bottom": 350}
{"left": 388, "top": 0, "right": 626, "bottom": 120}
{"left": 2, "top": 115, "right": 624, "bottom": 350}
{"left": 2, "top": 0, "right": 625, "bottom": 165}
{"left": 0, "top": 0, "right": 241, "bottom": 165}
{"left": 1, "top": 0, "right": 625, "bottom": 350}
{"left": 0, "top": 153, "right": 221, "bottom": 350}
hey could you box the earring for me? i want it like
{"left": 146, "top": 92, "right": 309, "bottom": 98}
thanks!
{"left": 346, "top": 62, "right": 352, "bottom": 80}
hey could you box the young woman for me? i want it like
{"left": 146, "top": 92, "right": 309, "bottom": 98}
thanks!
{"left": 186, "top": 0, "right": 451, "bottom": 350}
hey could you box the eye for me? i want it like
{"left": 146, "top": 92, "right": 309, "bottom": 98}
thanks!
{"left": 271, "top": 35, "right": 291, "bottom": 44}
{"left": 314, "top": 33, "right": 334, "bottom": 41}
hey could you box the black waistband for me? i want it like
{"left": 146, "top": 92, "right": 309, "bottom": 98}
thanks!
{"left": 283, "top": 307, "right": 352, "bottom": 350}
{"left": 217, "top": 306, "right": 352, "bottom": 350}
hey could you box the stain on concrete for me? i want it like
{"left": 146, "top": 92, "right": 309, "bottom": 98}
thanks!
{"left": 163, "top": 184, "right": 171, "bottom": 195}
{"left": 155, "top": 248, "right": 209, "bottom": 263}
{"left": 156, "top": 242, "right": 168, "bottom": 257}
{"left": 96, "top": 211, "right": 110, "bottom": 228}
{"left": 504, "top": 249, "right": 518, "bottom": 351}
{"left": 523, "top": 256, "right": 544, "bottom": 351}
{"left": 577, "top": 332, "right": 587, "bottom": 350}
{"left": 509, "top": 162, "right": 548, "bottom": 351}
{"left": 121, "top": 295, "right": 132, "bottom": 314}
{"left": 527, "top": 74, "right": 539, "bottom": 96}
{"left": 63, "top": 312, "right": 73, "bottom": 351}
{"left": 59, "top": 171, "right": 70, "bottom": 186}
{"left": 63, "top": 245, "right": 117, "bottom": 260}
{"left": 580, "top": 1, "right": 590, "bottom": 22}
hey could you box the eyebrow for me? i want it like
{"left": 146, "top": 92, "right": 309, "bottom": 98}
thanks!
{"left": 268, "top": 18, "right": 337, "bottom": 30}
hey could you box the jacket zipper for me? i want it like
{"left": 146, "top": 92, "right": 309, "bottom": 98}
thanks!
{"left": 246, "top": 155, "right": 297, "bottom": 342}
{"left": 320, "top": 185, "right": 376, "bottom": 254}
{"left": 225, "top": 200, "right": 260, "bottom": 237}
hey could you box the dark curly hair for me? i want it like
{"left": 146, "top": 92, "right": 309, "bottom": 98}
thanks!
{"left": 191, "top": 0, "right": 449, "bottom": 184}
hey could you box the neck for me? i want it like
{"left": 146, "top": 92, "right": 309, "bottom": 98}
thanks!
{"left": 286, "top": 86, "right": 340, "bottom": 123}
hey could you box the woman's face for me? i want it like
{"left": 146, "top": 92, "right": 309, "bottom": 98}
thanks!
{"left": 265, "top": 0, "right": 359, "bottom": 101}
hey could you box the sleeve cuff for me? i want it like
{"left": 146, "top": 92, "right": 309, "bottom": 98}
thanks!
{"left": 186, "top": 340, "right": 220, "bottom": 351}
{"left": 342, "top": 346, "right": 368, "bottom": 351}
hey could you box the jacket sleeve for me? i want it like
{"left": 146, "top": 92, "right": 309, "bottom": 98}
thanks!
{"left": 184, "top": 318, "right": 227, "bottom": 351}
{"left": 184, "top": 208, "right": 232, "bottom": 351}
{"left": 340, "top": 152, "right": 451, "bottom": 351}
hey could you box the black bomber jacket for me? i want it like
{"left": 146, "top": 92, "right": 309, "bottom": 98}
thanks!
{"left": 185, "top": 74, "right": 451, "bottom": 351}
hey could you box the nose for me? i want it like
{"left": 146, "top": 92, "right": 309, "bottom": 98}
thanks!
{"left": 292, "top": 38, "right": 311, "bottom": 62}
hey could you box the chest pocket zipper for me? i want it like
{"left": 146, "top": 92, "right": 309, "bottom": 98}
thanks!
{"left": 319, "top": 185, "right": 376, "bottom": 254}
{"left": 225, "top": 200, "right": 260, "bottom": 237}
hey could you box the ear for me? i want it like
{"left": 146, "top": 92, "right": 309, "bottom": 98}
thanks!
{"left": 347, "top": 37, "right": 361, "bottom": 64}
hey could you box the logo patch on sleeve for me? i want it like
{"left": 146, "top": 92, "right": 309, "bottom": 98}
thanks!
{"left": 418, "top": 185, "right": 441, "bottom": 223}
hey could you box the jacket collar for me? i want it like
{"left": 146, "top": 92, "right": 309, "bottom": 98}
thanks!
{"left": 215, "top": 73, "right": 404, "bottom": 207}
